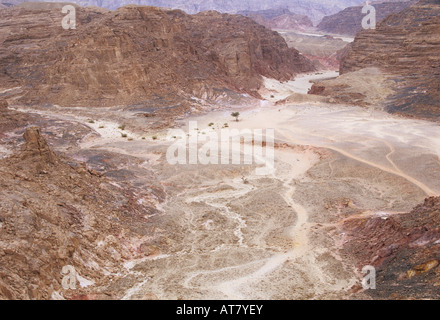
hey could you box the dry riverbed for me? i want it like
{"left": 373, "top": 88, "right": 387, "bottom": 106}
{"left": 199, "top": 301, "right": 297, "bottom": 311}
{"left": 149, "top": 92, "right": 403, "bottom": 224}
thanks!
{"left": 4, "top": 72, "right": 440, "bottom": 299}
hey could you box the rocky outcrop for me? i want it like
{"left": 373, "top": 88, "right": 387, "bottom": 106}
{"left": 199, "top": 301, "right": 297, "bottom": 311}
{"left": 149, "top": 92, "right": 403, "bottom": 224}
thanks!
{"left": 21, "top": 127, "right": 57, "bottom": 166}
{"left": 310, "top": 0, "right": 440, "bottom": 120}
{"left": 308, "top": 67, "right": 395, "bottom": 106}
{"left": 0, "top": 4, "right": 315, "bottom": 109}
{"left": 0, "top": 126, "right": 164, "bottom": 299}
{"left": 339, "top": 0, "right": 440, "bottom": 119}
{"left": 342, "top": 197, "right": 440, "bottom": 299}
{"left": 238, "top": 8, "right": 313, "bottom": 31}
{"left": 317, "top": 1, "right": 415, "bottom": 36}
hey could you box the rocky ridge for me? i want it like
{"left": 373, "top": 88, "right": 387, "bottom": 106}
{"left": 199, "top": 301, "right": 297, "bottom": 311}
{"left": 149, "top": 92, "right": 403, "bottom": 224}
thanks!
{"left": 238, "top": 8, "right": 313, "bottom": 31}
{"left": 342, "top": 197, "right": 440, "bottom": 299}
{"left": 40, "top": 0, "right": 368, "bottom": 25}
{"left": 310, "top": 0, "right": 440, "bottom": 120}
{"left": 0, "top": 3, "right": 315, "bottom": 110}
{"left": 0, "top": 100, "right": 166, "bottom": 299}
{"left": 317, "top": 1, "right": 415, "bottom": 36}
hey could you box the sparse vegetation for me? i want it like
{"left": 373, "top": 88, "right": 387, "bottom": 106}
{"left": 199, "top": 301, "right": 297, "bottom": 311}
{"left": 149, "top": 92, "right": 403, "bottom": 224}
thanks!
{"left": 118, "top": 124, "right": 126, "bottom": 130}
{"left": 88, "top": 120, "right": 95, "bottom": 124}
{"left": 152, "top": 135, "right": 158, "bottom": 140}
{"left": 208, "top": 123, "right": 214, "bottom": 127}
{"left": 121, "top": 133, "right": 127, "bottom": 138}
{"left": 231, "top": 112, "right": 240, "bottom": 122}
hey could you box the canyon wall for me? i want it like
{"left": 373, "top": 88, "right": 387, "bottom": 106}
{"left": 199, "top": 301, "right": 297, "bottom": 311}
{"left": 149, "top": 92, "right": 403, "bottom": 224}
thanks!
{"left": 310, "top": 0, "right": 440, "bottom": 120}
{"left": 317, "top": 1, "right": 415, "bottom": 36}
{"left": 340, "top": 0, "right": 440, "bottom": 119}
{"left": 0, "top": 4, "right": 315, "bottom": 108}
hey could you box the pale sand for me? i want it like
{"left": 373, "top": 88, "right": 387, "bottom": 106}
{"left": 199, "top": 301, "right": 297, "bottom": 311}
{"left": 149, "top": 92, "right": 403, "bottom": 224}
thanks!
{"left": 261, "top": 71, "right": 339, "bottom": 100}
{"left": 0, "top": 145, "right": 11, "bottom": 159}
{"left": 188, "top": 101, "right": 440, "bottom": 195}
{"left": 6, "top": 73, "right": 440, "bottom": 299}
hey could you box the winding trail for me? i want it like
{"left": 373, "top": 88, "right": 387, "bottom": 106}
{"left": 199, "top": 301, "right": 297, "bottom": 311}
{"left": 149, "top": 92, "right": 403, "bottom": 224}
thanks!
{"left": 277, "top": 128, "right": 437, "bottom": 197}
{"left": 7, "top": 70, "right": 440, "bottom": 300}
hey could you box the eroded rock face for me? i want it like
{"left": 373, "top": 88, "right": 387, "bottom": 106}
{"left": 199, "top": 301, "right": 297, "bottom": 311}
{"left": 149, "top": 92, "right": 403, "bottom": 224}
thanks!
{"left": 339, "top": 0, "right": 440, "bottom": 119}
{"left": 309, "top": 1, "right": 440, "bottom": 120}
{"left": 21, "top": 127, "right": 57, "bottom": 165}
{"left": 0, "top": 125, "right": 165, "bottom": 300}
{"left": 342, "top": 197, "right": 440, "bottom": 299}
{"left": 0, "top": 4, "right": 315, "bottom": 108}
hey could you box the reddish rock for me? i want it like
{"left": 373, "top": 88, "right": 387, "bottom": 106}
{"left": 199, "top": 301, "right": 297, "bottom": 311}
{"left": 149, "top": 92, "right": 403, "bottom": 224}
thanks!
{"left": 317, "top": 1, "right": 415, "bottom": 36}
{"left": 0, "top": 4, "right": 315, "bottom": 109}
{"left": 340, "top": 0, "right": 440, "bottom": 119}
{"left": 342, "top": 196, "right": 440, "bottom": 299}
{"left": 21, "top": 127, "right": 57, "bottom": 165}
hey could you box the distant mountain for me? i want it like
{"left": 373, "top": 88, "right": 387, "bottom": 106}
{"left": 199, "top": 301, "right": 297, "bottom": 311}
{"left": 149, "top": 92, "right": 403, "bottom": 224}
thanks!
{"left": 33, "top": 0, "right": 369, "bottom": 25}
{"left": 238, "top": 8, "right": 313, "bottom": 31}
{"left": 317, "top": 0, "right": 416, "bottom": 36}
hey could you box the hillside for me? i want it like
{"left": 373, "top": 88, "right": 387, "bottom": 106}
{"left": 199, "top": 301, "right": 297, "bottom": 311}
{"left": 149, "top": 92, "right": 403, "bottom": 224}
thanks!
{"left": 238, "top": 8, "right": 313, "bottom": 31}
{"left": 0, "top": 3, "right": 315, "bottom": 110}
{"left": 310, "top": 0, "right": 440, "bottom": 120}
{"left": 317, "top": 1, "right": 415, "bottom": 36}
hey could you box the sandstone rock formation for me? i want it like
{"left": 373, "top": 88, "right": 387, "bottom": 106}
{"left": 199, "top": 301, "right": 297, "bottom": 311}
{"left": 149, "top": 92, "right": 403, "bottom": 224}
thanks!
{"left": 21, "top": 127, "right": 57, "bottom": 166}
{"left": 0, "top": 124, "right": 165, "bottom": 299}
{"left": 317, "top": 1, "right": 415, "bottom": 36}
{"left": 342, "top": 196, "right": 440, "bottom": 299}
{"left": 310, "top": 0, "right": 440, "bottom": 120}
{"left": 0, "top": 3, "right": 315, "bottom": 109}
{"left": 340, "top": 0, "right": 440, "bottom": 119}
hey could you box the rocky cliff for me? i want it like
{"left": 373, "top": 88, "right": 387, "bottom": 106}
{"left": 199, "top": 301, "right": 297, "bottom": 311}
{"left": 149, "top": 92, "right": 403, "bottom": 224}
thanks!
{"left": 310, "top": 0, "right": 440, "bottom": 120}
{"left": 0, "top": 124, "right": 166, "bottom": 299}
{"left": 343, "top": 196, "right": 440, "bottom": 299}
{"left": 317, "top": 1, "right": 415, "bottom": 36}
{"left": 340, "top": 0, "right": 440, "bottom": 119}
{"left": 0, "top": 3, "right": 315, "bottom": 109}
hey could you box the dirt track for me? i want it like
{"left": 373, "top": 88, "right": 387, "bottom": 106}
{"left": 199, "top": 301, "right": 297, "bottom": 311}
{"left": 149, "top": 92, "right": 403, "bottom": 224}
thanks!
{"left": 7, "top": 73, "right": 440, "bottom": 299}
